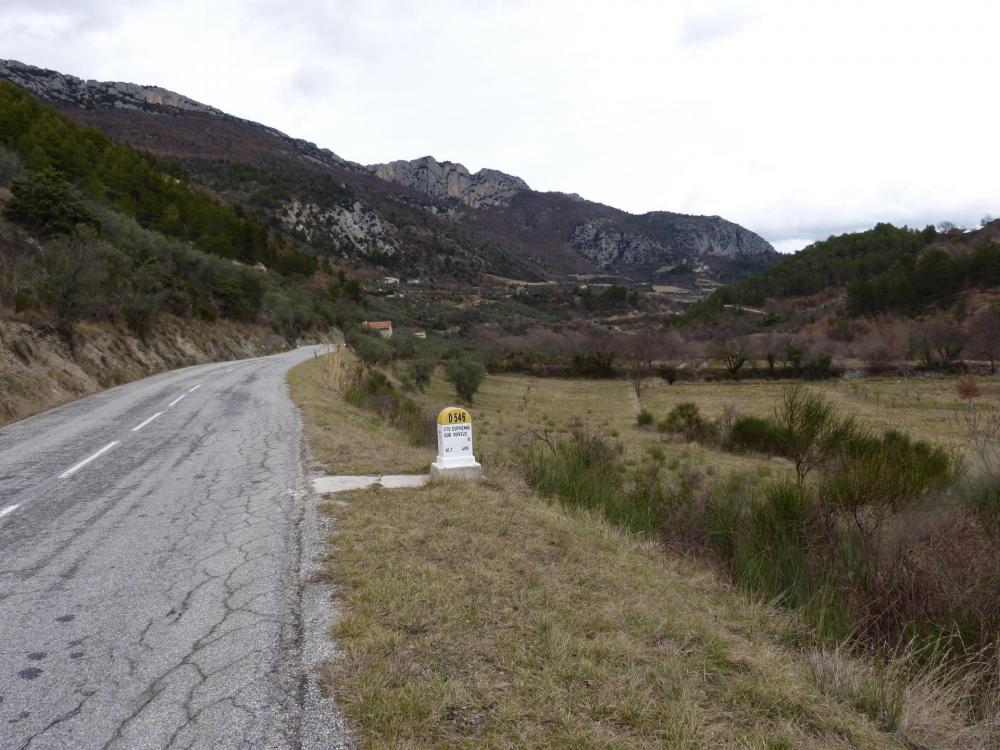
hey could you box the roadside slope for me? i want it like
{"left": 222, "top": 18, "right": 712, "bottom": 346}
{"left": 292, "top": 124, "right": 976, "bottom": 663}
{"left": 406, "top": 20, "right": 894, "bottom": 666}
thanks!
{"left": 0, "top": 315, "right": 289, "bottom": 427}
{"left": 289, "top": 354, "right": 911, "bottom": 749}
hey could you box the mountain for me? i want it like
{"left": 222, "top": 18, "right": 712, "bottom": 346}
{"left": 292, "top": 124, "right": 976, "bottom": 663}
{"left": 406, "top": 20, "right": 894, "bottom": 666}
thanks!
{"left": 0, "top": 59, "right": 779, "bottom": 287}
{"left": 369, "top": 157, "right": 528, "bottom": 209}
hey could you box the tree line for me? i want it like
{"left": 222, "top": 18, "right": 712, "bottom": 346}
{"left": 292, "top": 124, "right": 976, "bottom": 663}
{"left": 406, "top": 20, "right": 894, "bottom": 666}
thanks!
{"left": 688, "top": 223, "right": 938, "bottom": 319}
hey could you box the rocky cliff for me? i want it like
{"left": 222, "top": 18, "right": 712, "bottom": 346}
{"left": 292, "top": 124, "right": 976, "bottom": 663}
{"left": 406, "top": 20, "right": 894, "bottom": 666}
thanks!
{"left": 370, "top": 156, "right": 529, "bottom": 209}
{"left": 367, "top": 157, "right": 777, "bottom": 278}
{"left": 0, "top": 59, "right": 225, "bottom": 115}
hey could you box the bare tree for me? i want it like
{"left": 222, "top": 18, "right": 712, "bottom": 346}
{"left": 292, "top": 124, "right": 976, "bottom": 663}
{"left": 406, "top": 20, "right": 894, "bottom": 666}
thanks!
{"left": 620, "top": 329, "right": 688, "bottom": 397}
{"left": 911, "top": 316, "right": 965, "bottom": 369}
{"left": 657, "top": 330, "right": 688, "bottom": 384}
{"left": 711, "top": 334, "right": 749, "bottom": 376}
{"left": 967, "top": 310, "right": 1000, "bottom": 374}
{"left": 621, "top": 330, "right": 657, "bottom": 398}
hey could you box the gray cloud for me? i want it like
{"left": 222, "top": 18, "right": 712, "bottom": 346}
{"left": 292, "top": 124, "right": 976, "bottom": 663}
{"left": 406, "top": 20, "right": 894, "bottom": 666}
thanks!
{"left": 0, "top": 0, "right": 996, "bottom": 251}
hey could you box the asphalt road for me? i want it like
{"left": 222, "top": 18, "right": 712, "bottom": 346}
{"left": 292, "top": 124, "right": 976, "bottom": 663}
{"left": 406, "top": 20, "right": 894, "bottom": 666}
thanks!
{"left": 0, "top": 344, "right": 342, "bottom": 749}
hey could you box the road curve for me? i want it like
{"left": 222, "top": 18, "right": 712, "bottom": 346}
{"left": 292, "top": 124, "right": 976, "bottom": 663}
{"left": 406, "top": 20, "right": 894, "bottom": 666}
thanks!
{"left": 0, "top": 344, "right": 336, "bottom": 749}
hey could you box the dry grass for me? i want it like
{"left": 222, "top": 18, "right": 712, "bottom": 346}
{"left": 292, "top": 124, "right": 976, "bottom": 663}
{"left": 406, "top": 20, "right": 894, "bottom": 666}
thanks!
{"left": 808, "top": 645, "right": 1000, "bottom": 749}
{"left": 288, "top": 350, "right": 431, "bottom": 475}
{"left": 638, "top": 375, "right": 1000, "bottom": 451}
{"left": 420, "top": 373, "right": 784, "bottom": 478}
{"left": 291, "top": 354, "right": 996, "bottom": 748}
{"left": 319, "top": 473, "right": 906, "bottom": 749}
{"left": 418, "top": 371, "right": 1000, "bottom": 471}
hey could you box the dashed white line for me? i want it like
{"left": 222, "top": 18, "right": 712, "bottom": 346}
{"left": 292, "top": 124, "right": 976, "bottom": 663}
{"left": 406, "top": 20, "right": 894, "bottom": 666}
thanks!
{"left": 131, "top": 412, "right": 163, "bottom": 432}
{"left": 169, "top": 394, "right": 186, "bottom": 407}
{"left": 59, "top": 441, "right": 120, "bottom": 479}
{"left": 188, "top": 384, "right": 202, "bottom": 393}
{"left": 0, "top": 504, "right": 20, "bottom": 519}
{"left": 225, "top": 368, "right": 234, "bottom": 373}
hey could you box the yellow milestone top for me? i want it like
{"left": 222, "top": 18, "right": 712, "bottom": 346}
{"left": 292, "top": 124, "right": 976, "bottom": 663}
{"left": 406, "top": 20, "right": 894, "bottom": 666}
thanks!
{"left": 437, "top": 406, "right": 472, "bottom": 425}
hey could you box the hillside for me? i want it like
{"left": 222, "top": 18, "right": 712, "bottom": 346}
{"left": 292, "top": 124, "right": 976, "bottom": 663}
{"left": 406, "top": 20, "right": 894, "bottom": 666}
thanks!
{"left": 0, "top": 79, "right": 361, "bottom": 416}
{"left": 688, "top": 221, "right": 1000, "bottom": 321}
{"left": 0, "top": 59, "right": 779, "bottom": 288}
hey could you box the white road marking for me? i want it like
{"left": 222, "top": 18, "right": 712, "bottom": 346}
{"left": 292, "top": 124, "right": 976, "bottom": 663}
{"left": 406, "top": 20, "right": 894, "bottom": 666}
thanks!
{"left": 59, "top": 441, "right": 120, "bottom": 479}
{"left": 131, "top": 412, "right": 163, "bottom": 432}
{"left": 169, "top": 394, "right": 186, "bottom": 407}
{"left": 0, "top": 504, "right": 20, "bottom": 519}
{"left": 188, "top": 384, "right": 201, "bottom": 393}
{"left": 225, "top": 368, "right": 234, "bottom": 373}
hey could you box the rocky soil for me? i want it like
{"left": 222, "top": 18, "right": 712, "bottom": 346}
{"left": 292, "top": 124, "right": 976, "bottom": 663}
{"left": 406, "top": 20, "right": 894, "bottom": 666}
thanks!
{"left": 0, "top": 315, "right": 289, "bottom": 427}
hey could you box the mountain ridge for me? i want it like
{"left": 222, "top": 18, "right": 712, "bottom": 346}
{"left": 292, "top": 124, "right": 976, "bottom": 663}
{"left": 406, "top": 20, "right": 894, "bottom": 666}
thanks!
{"left": 0, "top": 59, "right": 779, "bottom": 287}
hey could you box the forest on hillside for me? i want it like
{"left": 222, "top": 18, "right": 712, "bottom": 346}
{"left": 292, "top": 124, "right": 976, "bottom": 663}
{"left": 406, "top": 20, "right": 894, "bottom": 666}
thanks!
{"left": 0, "top": 81, "right": 363, "bottom": 342}
{"left": 689, "top": 222, "right": 1000, "bottom": 319}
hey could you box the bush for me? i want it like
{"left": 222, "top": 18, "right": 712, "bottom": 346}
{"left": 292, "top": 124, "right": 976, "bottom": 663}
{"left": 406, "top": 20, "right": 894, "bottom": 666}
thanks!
{"left": 728, "top": 415, "right": 784, "bottom": 455}
{"left": 636, "top": 408, "right": 654, "bottom": 427}
{"left": 820, "top": 429, "right": 953, "bottom": 547}
{"left": 351, "top": 332, "right": 393, "bottom": 366}
{"left": 773, "top": 385, "right": 858, "bottom": 485}
{"left": 810, "top": 352, "right": 834, "bottom": 373}
{"left": 658, "top": 402, "right": 717, "bottom": 442}
{"left": 518, "top": 423, "right": 669, "bottom": 535}
{"left": 735, "top": 482, "right": 822, "bottom": 610}
{"left": 3, "top": 169, "right": 99, "bottom": 237}
{"left": 445, "top": 357, "right": 486, "bottom": 403}
{"left": 344, "top": 368, "right": 435, "bottom": 446}
{"left": 409, "top": 358, "right": 436, "bottom": 391}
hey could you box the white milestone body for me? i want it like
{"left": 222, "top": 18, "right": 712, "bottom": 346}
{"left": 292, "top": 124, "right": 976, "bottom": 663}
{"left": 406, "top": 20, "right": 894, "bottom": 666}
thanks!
{"left": 430, "top": 406, "right": 483, "bottom": 480}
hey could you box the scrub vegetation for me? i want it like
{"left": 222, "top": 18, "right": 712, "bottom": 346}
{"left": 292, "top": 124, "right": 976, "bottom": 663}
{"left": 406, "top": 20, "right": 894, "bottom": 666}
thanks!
{"left": 0, "top": 83, "right": 363, "bottom": 346}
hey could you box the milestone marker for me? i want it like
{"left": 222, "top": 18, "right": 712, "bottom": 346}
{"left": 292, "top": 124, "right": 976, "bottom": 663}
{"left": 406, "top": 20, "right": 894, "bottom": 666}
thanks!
{"left": 430, "top": 406, "right": 482, "bottom": 480}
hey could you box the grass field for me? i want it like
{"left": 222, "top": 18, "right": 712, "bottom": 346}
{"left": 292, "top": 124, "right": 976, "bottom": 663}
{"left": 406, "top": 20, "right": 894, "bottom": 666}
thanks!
{"left": 418, "top": 370, "right": 1000, "bottom": 476}
{"left": 290, "top": 355, "right": 995, "bottom": 749}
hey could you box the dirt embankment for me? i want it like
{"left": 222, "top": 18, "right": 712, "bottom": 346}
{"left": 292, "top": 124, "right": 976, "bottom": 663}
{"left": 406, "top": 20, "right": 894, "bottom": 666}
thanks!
{"left": 0, "top": 315, "right": 289, "bottom": 427}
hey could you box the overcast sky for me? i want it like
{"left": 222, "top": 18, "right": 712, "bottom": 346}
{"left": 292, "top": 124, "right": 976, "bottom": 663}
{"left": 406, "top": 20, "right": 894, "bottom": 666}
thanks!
{"left": 2, "top": 0, "right": 998, "bottom": 252}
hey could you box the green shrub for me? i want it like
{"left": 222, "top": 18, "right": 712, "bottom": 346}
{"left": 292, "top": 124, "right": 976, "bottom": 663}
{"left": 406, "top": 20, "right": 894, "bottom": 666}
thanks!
{"left": 344, "top": 368, "right": 434, "bottom": 446}
{"left": 820, "top": 428, "right": 954, "bottom": 546}
{"left": 3, "top": 169, "right": 99, "bottom": 237}
{"left": 409, "top": 358, "right": 436, "bottom": 391}
{"left": 519, "top": 424, "right": 621, "bottom": 514}
{"left": 445, "top": 357, "right": 486, "bottom": 403}
{"left": 659, "top": 402, "right": 717, "bottom": 442}
{"left": 351, "top": 332, "right": 393, "bottom": 366}
{"left": 519, "top": 423, "right": 674, "bottom": 536}
{"left": 737, "top": 482, "right": 816, "bottom": 604}
{"left": 728, "top": 415, "right": 784, "bottom": 454}
{"left": 811, "top": 352, "right": 834, "bottom": 373}
{"left": 773, "top": 385, "right": 858, "bottom": 485}
{"left": 636, "top": 408, "right": 654, "bottom": 427}
{"left": 698, "top": 476, "right": 852, "bottom": 640}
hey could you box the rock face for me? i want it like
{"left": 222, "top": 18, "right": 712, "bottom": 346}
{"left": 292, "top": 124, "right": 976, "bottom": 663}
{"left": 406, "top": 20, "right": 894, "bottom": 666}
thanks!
{"left": 280, "top": 200, "right": 400, "bottom": 258}
{"left": 370, "top": 156, "right": 529, "bottom": 209}
{"left": 562, "top": 212, "right": 773, "bottom": 277}
{"left": 569, "top": 212, "right": 775, "bottom": 273}
{"left": 0, "top": 59, "right": 222, "bottom": 115}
